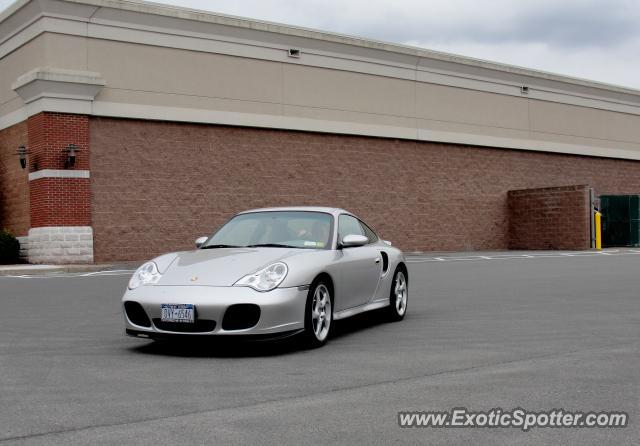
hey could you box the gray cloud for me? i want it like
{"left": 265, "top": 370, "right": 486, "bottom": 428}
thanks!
{"left": 460, "top": 4, "right": 638, "bottom": 47}
{"left": 251, "top": 0, "right": 640, "bottom": 49}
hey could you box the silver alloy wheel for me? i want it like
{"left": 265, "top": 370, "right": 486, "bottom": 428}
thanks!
{"left": 311, "top": 284, "right": 332, "bottom": 341}
{"left": 394, "top": 272, "right": 408, "bottom": 316}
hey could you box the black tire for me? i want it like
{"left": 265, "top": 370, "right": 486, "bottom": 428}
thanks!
{"left": 301, "top": 279, "right": 333, "bottom": 348}
{"left": 387, "top": 267, "right": 408, "bottom": 321}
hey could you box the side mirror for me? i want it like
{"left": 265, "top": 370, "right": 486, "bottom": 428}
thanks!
{"left": 383, "top": 240, "right": 392, "bottom": 246}
{"left": 340, "top": 234, "right": 369, "bottom": 248}
{"left": 195, "top": 236, "right": 208, "bottom": 248}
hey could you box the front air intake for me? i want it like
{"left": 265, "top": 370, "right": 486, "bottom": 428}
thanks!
{"left": 222, "top": 304, "right": 261, "bottom": 330}
{"left": 124, "top": 301, "right": 151, "bottom": 327}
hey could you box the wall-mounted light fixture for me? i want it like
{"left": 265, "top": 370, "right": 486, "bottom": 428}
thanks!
{"left": 63, "top": 143, "right": 80, "bottom": 167}
{"left": 16, "top": 146, "right": 28, "bottom": 169}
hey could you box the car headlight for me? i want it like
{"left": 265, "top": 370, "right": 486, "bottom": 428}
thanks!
{"left": 234, "top": 262, "right": 288, "bottom": 292}
{"left": 128, "top": 261, "right": 162, "bottom": 289}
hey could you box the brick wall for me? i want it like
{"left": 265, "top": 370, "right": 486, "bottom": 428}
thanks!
{"left": 27, "top": 112, "right": 90, "bottom": 171}
{"left": 29, "top": 178, "right": 91, "bottom": 227}
{"left": 90, "top": 117, "right": 640, "bottom": 262}
{"left": 508, "top": 185, "right": 591, "bottom": 250}
{"left": 0, "top": 121, "right": 29, "bottom": 236}
{"left": 27, "top": 112, "right": 91, "bottom": 228}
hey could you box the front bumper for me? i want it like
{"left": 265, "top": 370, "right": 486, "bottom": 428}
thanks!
{"left": 122, "top": 285, "right": 307, "bottom": 337}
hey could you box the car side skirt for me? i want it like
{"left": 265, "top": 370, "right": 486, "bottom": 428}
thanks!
{"left": 333, "top": 299, "right": 390, "bottom": 320}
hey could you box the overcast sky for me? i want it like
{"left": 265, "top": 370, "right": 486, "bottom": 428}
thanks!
{"left": 2, "top": 0, "right": 639, "bottom": 89}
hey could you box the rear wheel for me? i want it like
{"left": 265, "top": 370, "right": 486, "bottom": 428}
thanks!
{"left": 387, "top": 268, "right": 408, "bottom": 321}
{"left": 302, "top": 280, "right": 333, "bottom": 348}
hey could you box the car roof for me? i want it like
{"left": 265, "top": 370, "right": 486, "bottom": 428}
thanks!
{"left": 239, "top": 206, "right": 352, "bottom": 217}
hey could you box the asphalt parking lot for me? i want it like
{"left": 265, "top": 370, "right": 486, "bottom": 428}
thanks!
{"left": 0, "top": 252, "right": 638, "bottom": 445}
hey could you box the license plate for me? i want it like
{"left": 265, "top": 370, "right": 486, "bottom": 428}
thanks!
{"left": 161, "top": 304, "right": 195, "bottom": 323}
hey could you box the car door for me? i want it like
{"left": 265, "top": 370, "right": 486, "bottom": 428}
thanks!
{"left": 335, "top": 214, "right": 382, "bottom": 310}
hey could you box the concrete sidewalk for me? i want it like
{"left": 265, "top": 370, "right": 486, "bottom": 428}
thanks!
{"left": 0, "top": 262, "right": 140, "bottom": 276}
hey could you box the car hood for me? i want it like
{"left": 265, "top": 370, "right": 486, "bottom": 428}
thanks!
{"left": 156, "top": 247, "right": 301, "bottom": 286}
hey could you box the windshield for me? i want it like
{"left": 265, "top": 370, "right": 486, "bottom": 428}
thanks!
{"left": 203, "top": 211, "right": 333, "bottom": 249}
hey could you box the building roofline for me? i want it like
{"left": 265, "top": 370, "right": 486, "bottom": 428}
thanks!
{"left": 0, "top": 0, "right": 28, "bottom": 23}
{"left": 1, "top": 0, "right": 639, "bottom": 98}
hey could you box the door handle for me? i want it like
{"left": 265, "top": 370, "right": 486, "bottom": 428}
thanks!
{"left": 374, "top": 257, "right": 381, "bottom": 264}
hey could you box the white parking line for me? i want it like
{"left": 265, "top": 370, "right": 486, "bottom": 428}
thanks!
{"left": 1, "top": 270, "right": 135, "bottom": 279}
{"left": 4, "top": 249, "right": 640, "bottom": 277}
{"left": 406, "top": 250, "right": 640, "bottom": 263}
{"left": 77, "top": 270, "right": 136, "bottom": 277}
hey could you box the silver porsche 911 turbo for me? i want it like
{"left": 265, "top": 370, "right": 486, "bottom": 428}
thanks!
{"left": 122, "top": 207, "right": 408, "bottom": 347}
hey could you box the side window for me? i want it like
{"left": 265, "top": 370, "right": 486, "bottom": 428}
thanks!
{"left": 358, "top": 220, "right": 379, "bottom": 243}
{"left": 338, "top": 215, "right": 365, "bottom": 241}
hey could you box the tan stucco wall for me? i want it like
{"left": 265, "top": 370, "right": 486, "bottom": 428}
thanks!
{"left": 2, "top": 0, "right": 640, "bottom": 159}
{"left": 0, "top": 34, "right": 44, "bottom": 117}
{"left": 82, "top": 36, "right": 640, "bottom": 155}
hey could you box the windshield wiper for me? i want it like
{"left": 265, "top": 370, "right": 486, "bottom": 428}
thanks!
{"left": 200, "top": 244, "right": 242, "bottom": 249}
{"left": 245, "top": 243, "right": 298, "bottom": 248}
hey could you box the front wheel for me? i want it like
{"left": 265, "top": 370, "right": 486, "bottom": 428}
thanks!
{"left": 301, "top": 280, "right": 333, "bottom": 348}
{"left": 387, "top": 268, "right": 408, "bottom": 321}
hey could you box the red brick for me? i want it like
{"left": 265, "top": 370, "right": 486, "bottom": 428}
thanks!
{"left": 89, "top": 118, "right": 640, "bottom": 262}
{"left": 0, "top": 121, "right": 29, "bottom": 236}
{"left": 508, "top": 185, "right": 591, "bottom": 250}
{"left": 27, "top": 112, "right": 91, "bottom": 228}
{"left": 27, "top": 112, "right": 89, "bottom": 171}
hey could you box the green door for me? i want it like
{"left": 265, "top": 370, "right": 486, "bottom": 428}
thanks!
{"left": 600, "top": 195, "right": 640, "bottom": 247}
